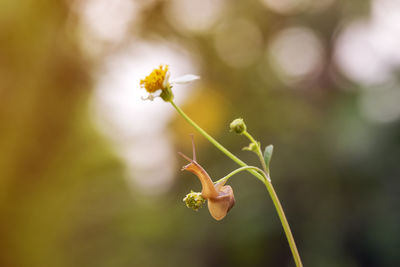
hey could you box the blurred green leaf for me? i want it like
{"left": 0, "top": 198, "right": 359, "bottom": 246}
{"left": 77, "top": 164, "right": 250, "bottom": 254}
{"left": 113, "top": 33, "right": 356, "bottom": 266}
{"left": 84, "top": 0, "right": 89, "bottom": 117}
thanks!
{"left": 263, "top": 145, "right": 274, "bottom": 172}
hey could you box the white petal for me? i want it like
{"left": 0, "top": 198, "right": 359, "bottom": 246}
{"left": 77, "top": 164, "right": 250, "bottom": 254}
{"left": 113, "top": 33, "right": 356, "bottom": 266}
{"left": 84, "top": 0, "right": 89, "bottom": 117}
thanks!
{"left": 162, "top": 71, "right": 171, "bottom": 88}
{"left": 170, "top": 74, "right": 200, "bottom": 84}
{"left": 153, "top": 89, "right": 162, "bottom": 97}
{"left": 141, "top": 90, "right": 162, "bottom": 101}
{"left": 141, "top": 95, "right": 154, "bottom": 101}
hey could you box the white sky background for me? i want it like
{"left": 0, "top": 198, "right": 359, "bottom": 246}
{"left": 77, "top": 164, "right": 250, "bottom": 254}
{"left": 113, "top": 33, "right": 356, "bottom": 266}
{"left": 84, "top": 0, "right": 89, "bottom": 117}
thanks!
{"left": 73, "top": 0, "right": 400, "bottom": 194}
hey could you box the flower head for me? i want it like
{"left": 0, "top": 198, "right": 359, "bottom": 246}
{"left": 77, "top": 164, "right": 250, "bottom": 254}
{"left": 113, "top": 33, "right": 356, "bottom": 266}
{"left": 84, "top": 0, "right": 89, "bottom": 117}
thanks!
{"left": 183, "top": 190, "right": 206, "bottom": 211}
{"left": 140, "top": 65, "right": 200, "bottom": 102}
{"left": 140, "top": 65, "right": 170, "bottom": 93}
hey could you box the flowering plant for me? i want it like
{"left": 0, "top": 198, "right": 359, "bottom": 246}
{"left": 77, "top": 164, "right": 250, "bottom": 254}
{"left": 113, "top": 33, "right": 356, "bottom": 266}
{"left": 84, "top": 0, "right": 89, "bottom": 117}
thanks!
{"left": 140, "top": 65, "right": 303, "bottom": 267}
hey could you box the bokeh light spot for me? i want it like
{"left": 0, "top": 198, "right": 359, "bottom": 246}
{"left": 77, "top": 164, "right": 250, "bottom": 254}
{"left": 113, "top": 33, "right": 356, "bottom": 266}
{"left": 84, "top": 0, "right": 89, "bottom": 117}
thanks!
{"left": 79, "top": 0, "right": 136, "bottom": 43}
{"left": 334, "top": 20, "right": 393, "bottom": 86}
{"left": 268, "top": 26, "right": 324, "bottom": 84}
{"left": 260, "top": 0, "right": 306, "bottom": 14}
{"left": 165, "top": 0, "right": 226, "bottom": 33}
{"left": 215, "top": 19, "right": 263, "bottom": 68}
{"left": 260, "top": 0, "right": 335, "bottom": 14}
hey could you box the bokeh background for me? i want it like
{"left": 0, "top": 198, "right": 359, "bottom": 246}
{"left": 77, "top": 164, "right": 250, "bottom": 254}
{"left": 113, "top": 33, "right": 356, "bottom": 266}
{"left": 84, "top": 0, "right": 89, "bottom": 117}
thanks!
{"left": 1, "top": 0, "right": 400, "bottom": 266}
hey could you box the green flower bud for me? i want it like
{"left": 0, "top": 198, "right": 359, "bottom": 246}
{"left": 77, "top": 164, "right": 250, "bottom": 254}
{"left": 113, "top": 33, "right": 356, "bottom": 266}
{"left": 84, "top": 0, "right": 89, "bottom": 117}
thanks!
{"left": 230, "top": 118, "right": 247, "bottom": 134}
{"left": 183, "top": 191, "right": 206, "bottom": 211}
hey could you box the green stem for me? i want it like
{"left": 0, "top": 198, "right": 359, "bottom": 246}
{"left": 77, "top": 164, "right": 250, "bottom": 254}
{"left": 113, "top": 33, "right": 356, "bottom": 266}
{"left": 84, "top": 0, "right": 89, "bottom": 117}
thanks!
{"left": 215, "top": 166, "right": 266, "bottom": 184}
{"left": 243, "top": 131, "right": 270, "bottom": 177}
{"left": 244, "top": 131, "right": 302, "bottom": 267}
{"left": 169, "top": 100, "right": 302, "bottom": 267}
{"left": 264, "top": 180, "right": 303, "bottom": 267}
{"left": 170, "top": 100, "right": 265, "bottom": 183}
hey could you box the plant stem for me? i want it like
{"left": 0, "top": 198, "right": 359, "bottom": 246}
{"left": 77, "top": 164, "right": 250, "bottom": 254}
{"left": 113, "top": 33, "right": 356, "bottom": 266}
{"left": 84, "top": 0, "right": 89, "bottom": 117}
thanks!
{"left": 170, "top": 100, "right": 265, "bottom": 183}
{"left": 263, "top": 180, "right": 303, "bottom": 267}
{"left": 169, "top": 100, "right": 302, "bottom": 267}
{"left": 243, "top": 131, "right": 270, "bottom": 178}
{"left": 215, "top": 166, "right": 266, "bottom": 184}
{"left": 243, "top": 131, "right": 303, "bottom": 267}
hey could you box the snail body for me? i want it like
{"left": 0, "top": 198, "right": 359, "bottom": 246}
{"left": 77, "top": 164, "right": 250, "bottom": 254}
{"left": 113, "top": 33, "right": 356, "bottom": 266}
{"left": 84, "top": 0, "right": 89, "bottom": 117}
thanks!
{"left": 179, "top": 136, "right": 235, "bottom": 221}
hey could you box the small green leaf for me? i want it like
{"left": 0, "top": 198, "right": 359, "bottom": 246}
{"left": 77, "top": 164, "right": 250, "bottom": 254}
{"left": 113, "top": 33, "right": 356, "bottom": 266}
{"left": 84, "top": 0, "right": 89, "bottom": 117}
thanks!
{"left": 263, "top": 145, "right": 274, "bottom": 172}
{"left": 242, "top": 142, "right": 260, "bottom": 153}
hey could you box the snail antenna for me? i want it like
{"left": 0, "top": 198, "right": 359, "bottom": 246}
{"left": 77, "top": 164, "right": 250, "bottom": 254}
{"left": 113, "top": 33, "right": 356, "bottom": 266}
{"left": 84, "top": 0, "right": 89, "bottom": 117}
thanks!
{"left": 178, "top": 152, "right": 193, "bottom": 162}
{"left": 190, "top": 134, "right": 196, "bottom": 161}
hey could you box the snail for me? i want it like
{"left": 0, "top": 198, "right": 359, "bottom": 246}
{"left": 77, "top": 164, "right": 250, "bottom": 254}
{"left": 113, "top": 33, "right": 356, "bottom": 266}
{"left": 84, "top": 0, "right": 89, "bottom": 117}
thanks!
{"left": 179, "top": 136, "right": 235, "bottom": 221}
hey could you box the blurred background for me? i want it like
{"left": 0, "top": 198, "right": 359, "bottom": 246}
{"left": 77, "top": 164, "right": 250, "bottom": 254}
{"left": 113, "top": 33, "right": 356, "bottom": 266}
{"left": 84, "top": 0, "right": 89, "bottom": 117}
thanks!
{"left": 1, "top": 0, "right": 400, "bottom": 266}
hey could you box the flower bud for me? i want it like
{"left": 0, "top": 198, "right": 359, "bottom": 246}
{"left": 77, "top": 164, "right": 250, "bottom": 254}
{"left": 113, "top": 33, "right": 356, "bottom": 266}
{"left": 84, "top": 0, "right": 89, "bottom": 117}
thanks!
{"left": 242, "top": 142, "right": 259, "bottom": 152}
{"left": 183, "top": 191, "right": 206, "bottom": 211}
{"left": 230, "top": 118, "right": 246, "bottom": 134}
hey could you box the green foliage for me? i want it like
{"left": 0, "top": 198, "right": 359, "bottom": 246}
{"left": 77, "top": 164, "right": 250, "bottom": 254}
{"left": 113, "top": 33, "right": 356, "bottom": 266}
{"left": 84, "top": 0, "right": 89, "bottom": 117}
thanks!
{"left": 263, "top": 145, "right": 274, "bottom": 173}
{"left": 242, "top": 142, "right": 259, "bottom": 152}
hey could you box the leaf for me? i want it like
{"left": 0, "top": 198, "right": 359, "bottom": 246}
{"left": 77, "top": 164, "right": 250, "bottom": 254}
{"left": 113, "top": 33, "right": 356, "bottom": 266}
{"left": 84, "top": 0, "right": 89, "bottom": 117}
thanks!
{"left": 242, "top": 142, "right": 259, "bottom": 153}
{"left": 263, "top": 145, "right": 274, "bottom": 172}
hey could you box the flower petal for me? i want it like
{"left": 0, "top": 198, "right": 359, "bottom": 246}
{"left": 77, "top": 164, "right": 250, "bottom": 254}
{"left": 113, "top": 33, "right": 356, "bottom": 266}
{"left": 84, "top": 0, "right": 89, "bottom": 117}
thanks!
{"left": 141, "top": 95, "right": 154, "bottom": 101}
{"left": 141, "top": 90, "right": 162, "bottom": 101}
{"left": 162, "top": 71, "right": 171, "bottom": 88}
{"left": 171, "top": 74, "right": 200, "bottom": 84}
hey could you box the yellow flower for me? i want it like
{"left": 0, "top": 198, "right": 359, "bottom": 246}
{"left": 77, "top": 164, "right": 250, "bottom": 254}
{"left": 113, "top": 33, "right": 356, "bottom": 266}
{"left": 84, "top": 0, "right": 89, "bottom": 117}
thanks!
{"left": 140, "top": 65, "right": 200, "bottom": 101}
{"left": 140, "top": 65, "right": 170, "bottom": 94}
